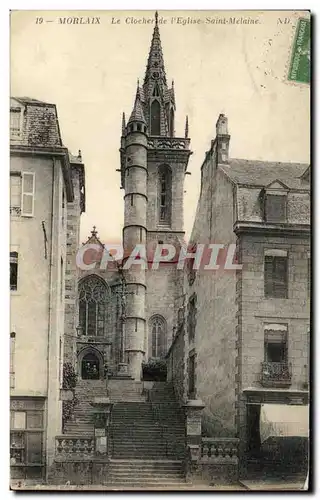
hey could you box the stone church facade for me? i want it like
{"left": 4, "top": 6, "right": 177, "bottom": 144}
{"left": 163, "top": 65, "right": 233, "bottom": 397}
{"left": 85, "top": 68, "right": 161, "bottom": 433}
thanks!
{"left": 63, "top": 11, "right": 191, "bottom": 382}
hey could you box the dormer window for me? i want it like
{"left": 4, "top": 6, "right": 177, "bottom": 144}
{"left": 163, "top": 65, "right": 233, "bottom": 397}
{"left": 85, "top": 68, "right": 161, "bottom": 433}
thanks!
{"left": 262, "top": 181, "right": 288, "bottom": 223}
{"left": 10, "top": 108, "right": 22, "bottom": 139}
{"left": 265, "top": 194, "right": 287, "bottom": 222}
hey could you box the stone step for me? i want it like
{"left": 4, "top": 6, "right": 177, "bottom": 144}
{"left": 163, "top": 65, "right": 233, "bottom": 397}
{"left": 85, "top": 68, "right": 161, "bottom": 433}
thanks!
{"left": 108, "top": 475, "right": 185, "bottom": 482}
{"left": 106, "top": 481, "right": 187, "bottom": 488}
{"left": 109, "top": 463, "right": 183, "bottom": 471}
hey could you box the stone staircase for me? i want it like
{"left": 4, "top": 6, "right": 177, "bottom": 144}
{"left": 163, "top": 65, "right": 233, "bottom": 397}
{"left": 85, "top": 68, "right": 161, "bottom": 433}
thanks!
{"left": 108, "top": 459, "right": 186, "bottom": 488}
{"left": 61, "top": 380, "right": 187, "bottom": 487}
{"left": 63, "top": 379, "right": 107, "bottom": 436}
{"left": 108, "top": 380, "right": 146, "bottom": 402}
{"left": 110, "top": 400, "right": 186, "bottom": 460}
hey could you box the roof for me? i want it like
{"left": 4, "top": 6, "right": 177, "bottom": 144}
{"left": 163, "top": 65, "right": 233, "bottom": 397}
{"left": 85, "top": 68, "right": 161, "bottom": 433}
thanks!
{"left": 12, "top": 96, "right": 55, "bottom": 106}
{"left": 221, "top": 159, "right": 310, "bottom": 190}
{"left": 128, "top": 90, "right": 146, "bottom": 124}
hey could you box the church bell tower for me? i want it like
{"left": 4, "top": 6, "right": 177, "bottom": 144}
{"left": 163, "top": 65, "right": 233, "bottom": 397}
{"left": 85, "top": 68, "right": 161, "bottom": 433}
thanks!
{"left": 120, "top": 12, "right": 192, "bottom": 380}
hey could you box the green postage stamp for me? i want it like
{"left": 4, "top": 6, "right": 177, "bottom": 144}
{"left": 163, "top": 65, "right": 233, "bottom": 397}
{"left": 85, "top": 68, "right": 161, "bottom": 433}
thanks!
{"left": 288, "top": 17, "right": 310, "bottom": 84}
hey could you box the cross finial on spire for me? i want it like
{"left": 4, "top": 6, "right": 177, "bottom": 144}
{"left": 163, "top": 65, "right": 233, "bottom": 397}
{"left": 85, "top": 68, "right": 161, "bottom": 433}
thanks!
{"left": 155, "top": 11, "right": 158, "bottom": 25}
{"left": 91, "top": 225, "right": 97, "bottom": 237}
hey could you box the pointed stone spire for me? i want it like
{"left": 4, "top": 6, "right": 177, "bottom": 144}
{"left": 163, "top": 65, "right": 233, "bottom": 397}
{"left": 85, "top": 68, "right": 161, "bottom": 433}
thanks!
{"left": 185, "top": 115, "right": 189, "bottom": 138}
{"left": 143, "top": 11, "right": 167, "bottom": 98}
{"left": 122, "top": 112, "right": 126, "bottom": 134}
{"left": 128, "top": 86, "right": 146, "bottom": 124}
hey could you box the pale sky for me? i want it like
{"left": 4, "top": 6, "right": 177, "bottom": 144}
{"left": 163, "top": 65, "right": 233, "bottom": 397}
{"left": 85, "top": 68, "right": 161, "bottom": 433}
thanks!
{"left": 10, "top": 10, "right": 310, "bottom": 243}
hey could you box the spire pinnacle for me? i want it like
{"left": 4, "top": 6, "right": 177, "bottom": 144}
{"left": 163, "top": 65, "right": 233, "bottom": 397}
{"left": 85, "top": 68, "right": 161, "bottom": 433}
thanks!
{"left": 185, "top": 115, "right": 189, "bottom": 138}
{"left": 155, "top": 11, "right": 158, "bottom": 26}
{"left": 128, "top": 87, "right": 146, "bottom": 124}
{"left": 122, "top": 112, "right": 126, "bottom": 134}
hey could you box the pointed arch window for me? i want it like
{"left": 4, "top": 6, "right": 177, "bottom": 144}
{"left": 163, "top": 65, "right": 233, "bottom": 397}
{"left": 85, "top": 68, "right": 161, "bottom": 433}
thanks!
{"left": 78, "top": 275, "right": 108, "bottom": 337}
{"left": 158, "top": 165, "right": 172, "bottom": 225}
{"left": 153, "top": 85, "right": 160, "bottom": 97}
{"left": 151, "top": 100, "right": 161, "bottom": 136}
{"left": 169, "top": 108, "right": 174, "bottom": 137}
{"left": 150, "top": 315, "right": 167, "bottom": 358}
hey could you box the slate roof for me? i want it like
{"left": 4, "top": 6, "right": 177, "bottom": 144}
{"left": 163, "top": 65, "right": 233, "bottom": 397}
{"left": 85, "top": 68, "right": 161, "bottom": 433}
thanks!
{"left": 221, "top": 159, "right": 310, "bottom": 190}
{"left": 128, "top": 90, "right": 146, "bottom": 124}
{"left": 13, "top": 96, "right": 55, "bottom": 106}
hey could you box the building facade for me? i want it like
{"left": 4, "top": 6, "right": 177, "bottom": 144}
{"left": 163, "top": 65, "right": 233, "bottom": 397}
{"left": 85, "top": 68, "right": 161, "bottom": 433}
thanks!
{"left": 168, "top": 113, "right": 310, "bottom": 476}
{"left": 10, "top": 12, "right": 310, "bottom": 488}
{"left": 62, "top": 11, "right": 191, "bottom": 384}
{"left": 10, "top": 97, "right": 84, "bottom": 481}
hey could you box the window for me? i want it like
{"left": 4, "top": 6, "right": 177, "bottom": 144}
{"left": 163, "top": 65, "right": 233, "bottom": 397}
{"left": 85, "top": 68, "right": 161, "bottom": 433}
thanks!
{"left": 188, "top": 296, "right": 197, "bottom": 343}
{"left": 153, "top": 84, "right": 160, "bottom": 97}
{"left": 10, "top": 174, "right": 21, "bottom": 216}
{"left": 10, "top": 252, "right": 18, "bottom": 291}
{"left": 10, "top": 399, "right": 44, "bottom": 480}
{"left": 78, "top": 275, "right": 108, "bottom": 336}
{"left": 10, "top": 108, "right": 21, "bottom": 138}
{"left": 151, "top": 100, "right": 161, "bottom": 135}
{"left": 21, "top": 172, "right": 35, "bottom": 217}
{"left": 169, "top": 108, "right": 174, "bottom": 137}
{"left": 10, "top": 332, "right": 16, "bottom": 389}
{"left": 262, "top": 325, "right": 291, "bottom": 386}
{"left": 158, "top": 165, "right": 172, "bottom": 225}
{"left": 264, "top": 251, "right": 288, "bottom": 298}
{"left": 150, "top": 315, "right": 166, "bottom": 358}
{"left": 265, "top": 194, "right": 287, "bottom": 223}
{"left": 188, "top": 353, "right": 196, "bottom": 399}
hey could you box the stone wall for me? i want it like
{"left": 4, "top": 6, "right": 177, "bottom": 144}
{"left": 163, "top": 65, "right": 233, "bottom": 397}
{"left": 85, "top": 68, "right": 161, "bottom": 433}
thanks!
{"left": 186, "top": 151, "right": 238, "bottom": 437}
{"left": 166, "top": 325, "right": 186, "bottom": 403}
{"left": 63, "top": 166, "right": 82, "bottom": 366}
{"left": 146, "top": 263, "right": 184, "bottom": 359}
{"left": 237, "top": 233, "right": 310, "bottom": 391}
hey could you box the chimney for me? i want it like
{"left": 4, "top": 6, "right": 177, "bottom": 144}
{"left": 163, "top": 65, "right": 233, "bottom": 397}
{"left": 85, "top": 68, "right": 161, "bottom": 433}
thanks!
{"left": 215, "top": 114, "right": 230, "bottom": 165}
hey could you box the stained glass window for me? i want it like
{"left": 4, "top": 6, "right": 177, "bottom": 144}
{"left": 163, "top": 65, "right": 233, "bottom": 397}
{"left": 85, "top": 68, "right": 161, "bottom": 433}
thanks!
{"left": 150, "top": 315, "right": 166, "bottom": 358}
{"left": 78, "top": 276, "right": 108, "bottom": 336}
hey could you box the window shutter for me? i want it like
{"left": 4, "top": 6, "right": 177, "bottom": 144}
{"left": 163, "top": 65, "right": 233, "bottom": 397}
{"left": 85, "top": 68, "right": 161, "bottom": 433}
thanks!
{"left": 21, "top": 172, "right": 35, "bottom": 217}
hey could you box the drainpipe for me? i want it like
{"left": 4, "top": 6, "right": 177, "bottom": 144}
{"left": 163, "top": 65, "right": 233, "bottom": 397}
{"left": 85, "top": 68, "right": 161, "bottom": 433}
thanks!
{"left": 45, "top": 158, "right": 56, "bottom": 481}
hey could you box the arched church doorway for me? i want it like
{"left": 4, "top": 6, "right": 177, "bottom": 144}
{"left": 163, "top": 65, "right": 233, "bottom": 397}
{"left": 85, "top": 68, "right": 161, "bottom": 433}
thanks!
{"left": 81, "top": 352, "right": 100, "bottom": 380}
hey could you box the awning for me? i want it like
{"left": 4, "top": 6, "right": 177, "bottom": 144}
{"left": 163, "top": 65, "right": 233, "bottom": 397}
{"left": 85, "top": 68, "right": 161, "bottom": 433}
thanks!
{"left": 260, "top": 404, "right": 309, "bottom": 443}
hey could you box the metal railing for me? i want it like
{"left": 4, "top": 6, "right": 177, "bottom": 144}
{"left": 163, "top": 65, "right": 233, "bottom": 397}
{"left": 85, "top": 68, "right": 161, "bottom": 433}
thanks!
{"left": 261, "top": 361, "right": 292, "bottom": 387}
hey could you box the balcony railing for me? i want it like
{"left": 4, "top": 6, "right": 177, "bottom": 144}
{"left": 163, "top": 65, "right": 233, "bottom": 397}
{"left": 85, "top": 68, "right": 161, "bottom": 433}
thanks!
{"left": 147, "top": 137, "right": 190, "bottom": 150}
{"left": 261, "top": 361, "right": 292, "bottom": 388}
{"left": 55, "top": 436, "right": 94, "bottom": 460}
{"left": 200, "top": 438, "right": 239, "bottom": 464}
